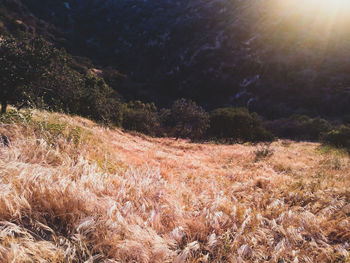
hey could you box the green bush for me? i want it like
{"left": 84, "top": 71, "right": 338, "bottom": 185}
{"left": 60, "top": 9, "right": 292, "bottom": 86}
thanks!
{"left": 254, "top": 143, "right": 274, "bottom": 161}
{"left": 0, "top": 38, "right": 124, "bottom": 126}
{"left": 33, "top": 121, "right": 83, "bottom": 147}
{"left": 208, "top": 107, "right": 274, "bottom": 142}
{"left": 122, "top": 101, "right": 160, "bottom": 136}
{"left": 37, "top": 121, "right": 66, "bottom": 146}
{"left": 68, "top": 127, "right": 82, "bottom": 146}
{"left": 77, "top": 73, "right": 123, "bottom": 125}
{"left": 267, "top": 115, "right": 332, "bottom": 141}
{"left": 322, "top": 126, "right": 350, "bottom": 150}
{"left": 0, "top": 37, "right": 66, "bottom": 114}
{"left": 169, "top": 99, "right": 210, "bottom": 140}
{"left": 0, "top": 109, "right": 32, "bottom": 124}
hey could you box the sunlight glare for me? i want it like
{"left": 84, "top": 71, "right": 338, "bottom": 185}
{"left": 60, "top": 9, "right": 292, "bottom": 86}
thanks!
{"left": 272, "top": 0, "right": 350, "bottom": 32}
{"left": 280, "top": 0, "right": 350, "bottom": 14}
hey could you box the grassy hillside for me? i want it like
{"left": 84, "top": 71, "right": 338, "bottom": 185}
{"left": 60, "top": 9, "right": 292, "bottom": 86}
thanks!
{"left": 0, "top": 110, "right": 349, "bottom": 262}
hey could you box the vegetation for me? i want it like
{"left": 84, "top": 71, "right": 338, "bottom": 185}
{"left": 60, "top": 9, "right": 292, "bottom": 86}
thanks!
{"left": 0, "top": 37, "right": 57, "bottom": 113}
{"left": 77, "top": 73, "right": 122, "bottom": 124}
{"left": 0, "top": 109, "right": 349, "bottom": 262}
{"left": 267, "top": 115, "right": 332, "bottom": 141}
{"left": 1, "top": 37, "right": 348, "bottom": 148}
{"left": 208, "top": 107, "right": 274, "bottom": 142}
{"left": 0, "top": 37, "right": 272, "bottom": 142}
{"left": 323, "top": 125, "right": 350, "bottom": 151}
{"left": 168, "top": 99, "right": 210, "bottom": 140}
{"left": 0, "top": 37, "right": 123, "bottom": 124}
{"left": 0, "top": 10, "right": 348, "bottom": 145}
{"left": 1, "top": 2, "right": 350, "bottom": 262}
{"left": 254, "top": 143, "right": 274, "bottom": 161}
{"left": 122, "top": 101, "right": 160, "bottom": 136}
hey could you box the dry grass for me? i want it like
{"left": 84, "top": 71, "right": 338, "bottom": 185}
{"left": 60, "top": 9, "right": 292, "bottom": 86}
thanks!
{"left": 0, "top": 109, "right": 349, "bottom": 262}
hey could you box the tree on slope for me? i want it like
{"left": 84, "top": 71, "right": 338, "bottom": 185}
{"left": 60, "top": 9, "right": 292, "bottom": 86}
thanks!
{"left": 0, "top": 37, "right": 58, "bottom": 113}
{"left": 170, "top": 98, "right": 209, "bottom": 140}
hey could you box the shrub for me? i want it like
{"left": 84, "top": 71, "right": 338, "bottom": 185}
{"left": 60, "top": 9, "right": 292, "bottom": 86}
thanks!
{"left": 158, "top": 108, "right": 172, "bottom": 136}
{"left": 322, "top": 125, "right": 350, "bottom": 150}
{"left": 267, "top": 115, "right": 332, "bottom": 141}
{"left": 169, "top": 99, "right": 210, "bottom": 140}
{"left": 208, "top": 107, "right": 274, "bottom": 142}
{"left": 34, "top": 121, "right": 66, "bottom": 146}
{"left": 68, "top": 127, "right": 82, "bottom": 146}
{"left": 254, "top": 143, "right": 274, "bottom": 161}
{"left": 0, "top": 38, "right": 123, "bottom": 125}
{"left": 0, "top": 109, "right": 32, "bottom": 124}
{"left": 122, "top": 101, "right": 160, "bottom": 136}
{"left": 0, "top": 37, "right": 63, "bottom": 113}
{"left": 78, "top": 73, "right": 123, "bottom": 125}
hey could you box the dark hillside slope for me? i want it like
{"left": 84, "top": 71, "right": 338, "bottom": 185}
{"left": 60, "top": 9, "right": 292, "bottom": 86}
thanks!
{"left": 3, "top": 0, "right": 350, "bottom": 118}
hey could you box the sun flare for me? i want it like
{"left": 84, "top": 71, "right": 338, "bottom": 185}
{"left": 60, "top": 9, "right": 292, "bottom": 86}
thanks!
{"left": 280, "top": 0, "right": 350, "bottom": 14}
{"left": 317, "top": 0, "right": 350, "bottom": 7}
{"left": 269, "top": 0, "right": 350, "bottom": 35}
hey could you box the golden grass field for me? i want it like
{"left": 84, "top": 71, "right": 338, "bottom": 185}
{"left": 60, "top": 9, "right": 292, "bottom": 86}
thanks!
{"left": 0, "top": 110, "right": 349, "bottom": 262}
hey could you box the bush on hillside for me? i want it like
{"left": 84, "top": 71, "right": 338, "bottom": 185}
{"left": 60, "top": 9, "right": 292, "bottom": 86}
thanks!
{"left": 208, "top": 107, "right": 274, "bottom": 142}
{"left": 0, "top": 37, "right": 59, "bottom": 113}
{"left": 0, "top": 108, "right": 32, "bottom": 124}
{"left": 254, "top": 143, "right": 274, "bottom": 161}
{"left": 267, "top": 115, "right": 332, "bottom": 141}
{"left": 78, "top": 73, "right": 123, "bottom": 124}
{"left": 122, "top": 101, "right": 160, "bottom": 136}
{"left": 168, "top": 99, "right": 210, "bottom": 140}
{"left": 102, "top": 67, "right": 127, "bottom": 94}
{"left": 322, "top": 125, "right": 350, "bottom": 150}
{"left": 0, "top": 37, "right": 124, "bottom": 125}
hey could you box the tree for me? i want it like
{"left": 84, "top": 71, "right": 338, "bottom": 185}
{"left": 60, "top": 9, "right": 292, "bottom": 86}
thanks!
{"left": 170, "top": 98, "right": 209, "bottom": 140}
{"left": 122, "top": 100, "right": 160, "bottom": 136}
{"left": 266, "top": 115, "right": 331, "bottom": 141}
{"left": 0, "top": 37, "right": 58, "bottom": 113}
{"left": 0, "top": 38, "right": 27, "bottom": 113}
{"left": 37, "top": 59, "right": 84, "bottom": 113}
{"left": 78, "top": 73, "right": 122, "bottom": 124}
{"left": 208, "top": 107, "right": 274, "bottom": 142}
{"left": 323, "top": 125, "right": 350, "bottom": 150}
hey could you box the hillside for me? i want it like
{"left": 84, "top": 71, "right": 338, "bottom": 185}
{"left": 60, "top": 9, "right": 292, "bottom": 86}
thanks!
{"left": 0, "top": 110, "right": 349, "bottom": 262}
{"left": 11, "top": 0, "right": 350, "bottom": 117}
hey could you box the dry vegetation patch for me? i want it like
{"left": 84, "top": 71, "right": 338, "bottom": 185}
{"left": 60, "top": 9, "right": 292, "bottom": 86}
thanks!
{"left": 0, "top": 110, "right": 349, "bottom": 262}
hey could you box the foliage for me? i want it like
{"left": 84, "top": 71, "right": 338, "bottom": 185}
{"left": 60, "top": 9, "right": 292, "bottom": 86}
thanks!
{"left": 266, "top": 115, "right": 332, "bottom": 141}
{"left": 34, "top": 121, "right": 67, "bottom": 146}
{"left": 0, "top": 38, "right": 37, "bottom": 113}
{"left": 3, "top": 0, "right": 350, "bottom": 124}
{"left": 102, "top": 67, "right": 128, "bottom": 96}
{"left": 322, "top": 125, "right": 350, "bottom": 150}
{"left": 169, "top": 98, "right": 210, "bottom": 140}
{"left": 158, "top": 108, "right": 172, "bottom": 137}
{"left": 208, "top": 107, "right": 274, "bottom": 142}
{"left": 33, "top": 121, "right": 83, "bottom": 148}
{"left": 78, "top": 73, "right": 122, "bottom": 124}
{"left": 0, "top": 108, "right": 32, "bottom": 124}
{"left": 0, "top": 37, "right": 124, "bottom": 125}
{"left": 0, "top": 37, "right": 77, "bottom": 113}
{"left": 122, "top": 101, "right": 160, "bottom": 136}
{"left": 35, "top": 54, "right": 84, "bottom": 113}
{"left": 1, "top": 6, "right": 348, "bottom": 143}
{"left": 254, "top": 143, "right": 274, "bottom": 161}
